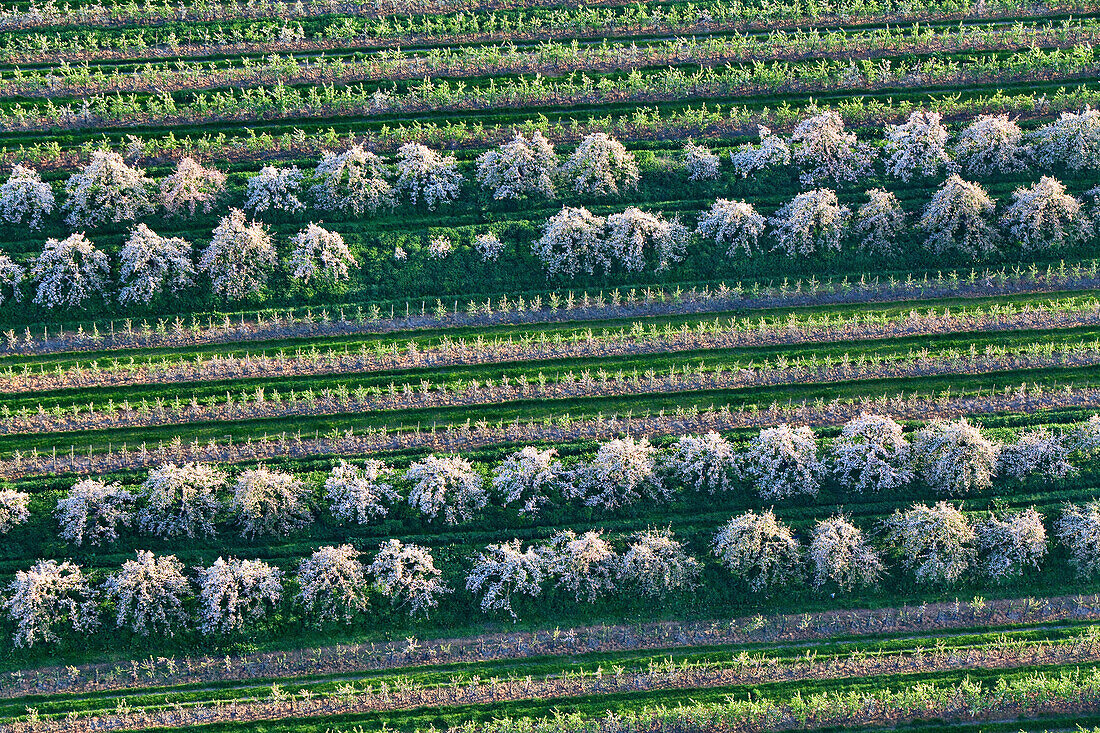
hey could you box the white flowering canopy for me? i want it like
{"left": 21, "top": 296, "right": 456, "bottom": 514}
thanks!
{"left": 569, "top": 436, "right": 669, "bottom": 510}
{"left": 1001, "top": 176, "right": 1090, "bottom": 251}
{"left": 605, "top": 207, "right": 688, "bottom": 272}
{"left": 713, "top": 511, "right": 801, "bottom": 592}
{"left": 533, "top": 206, "right": 609, "bottom": 277}
{"left": 884, "top": 501, "right": 975, "bottom": 586}
{"left": 287, "top": 222, "right": 356, "bottom": 287}
{"left": 405, "top": 454, "right": 487, "bottom": 525}
{"left": 160, "top": 157, "right": 226, "bottom": 217}
{"left": 789, "top": 111, "right": 873, "bottom": 185}
{"left": 369, "top": 539, "right": 450, "bottom": 617}
{"left": 103, "top": 551, "right": 191, "bottom": 636}
{"left": 230, "top": 468, "right": 312, "bottom": 538}
{"left": 743, "top": 424, "right": 823, "bottom": 500}
{"left": 561, "top": 133, "right": 639, "bottom": 195}
{"left": 0, "top": 489, "right": 29, "bottom": 534}
{"left": 3, "top": 560, "right": 98, "bottom": 648}
{"left": 912, "top": 418, "right": 999, "bottom": 495}
{"left": 1031, "top": 106, "right": 1100, "bottom": 170}
{"left": 55, "top": 478, "right": 134, "bottom": 546}
{"left": 295, "top": 545, "right": 370, "bottom": 625}
{"left": 829, "top": 413, "right": 913, "bottom": 493}
{"left": 474, "top": 232, "right": 505, "bottom": 262}
{"left": 769, "top": 188, "right": 850, "bottom": 257}
{"left": 0, "top": 165, "right": 55, "bottom": 229}
{"left": 196, "top": 557, "right": 283, "bottom": 635}
{"left": 665, "top": 432, "right": 740, "bottom": 493}
{"left": 1056, "top": 501, "right": 1100, "bottom": 577}
{"left": 312, "top": 145, "right": 394, "bottom": 215}
{"left": 730, "top": 125, "right": 791, "bottom": 178}
{"left": 809, "top": 516, "right": 883, "bottom": 591}
{"left": 997, "top": 427, "right": 1076, "bottom": 481}
{"left": 492, "top": 446, "right": 566, "bottom": 516}
{"left": 63, "top": 151, "right": 155, "bottom": 228}
{"left": 427, "top": 235, "right": 452, "bottom": 259}
{"left": 696, "top": 199, "right": 766, "bottom": 258}
{"left": 682, "top": 140, "right": 720, "bottom": 181}
{"left": 395, "top": 142, "right": 463, "bottom": 209}
{"left": 953, "top": 114, "right": 1032, "bottom": 175}
{"left": 200, "top": 209, "right": 277, "bottom": 300}
{"left": 0, "top": 253, "right": 24, "bottom": 306}
{"left": 118, "top": 223, "right": 195, "bottom": 306}
{"left": 466, "top": 540, "right": 545, "bottom": 619}
{"left": 245, "top": 165, "right": 305, "bottom": 215}
{"left": 476, "top": 131, "right": 558, "bottom": 199}
{"left": 977, "top": 508, "right": 1047, "bottom": 580}
{"left": 854, "top": 189, "right": 906, "bottom": 256}
{"left": 884, "top": 111, "right": 953, "bottom": 181}
{"left": 31, "top": 233, "right": 110, "bottom": 309}
{"left": 618, "top": 528, "right": 701, "bottom": 598}
{"left": 541, "top": 530, "right": 618, "bottom": 603}
{"left": 919, "top": 174, "right": 997, "bottom": 257}
{"left": 136, "top": 462, "right": 225, "bottom": 539}
{"left": 325, "top": 459, "right": 397, "bottom": 524}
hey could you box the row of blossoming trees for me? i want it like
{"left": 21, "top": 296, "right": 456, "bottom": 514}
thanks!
{"left": 9, "top": 492, "right": 1100, "bottom": 647}
{"left": 0, "top": 415, "right": 1089, "bottom": 553}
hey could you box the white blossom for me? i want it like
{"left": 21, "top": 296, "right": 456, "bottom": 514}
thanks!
{"left": 829, "top": 413, "right": 913, "bottom": 493}
{"left": 884, "top": 501, "right": 975, "bottom": 586}
{"left": 809, "top": 515, "right": 883, "bottom": 590}
{"left": 405, "top": 454, "right": 487, "bottom": 525}
{"left": 729, "top": 126, "right": 791, "bottom": 178}
{"left": 1031, "top": 106, "right": 1100, "bottom": 170}
{"left": 31, "top": 233, "right": 110, "bottom": 308}
{"left": 395, "top": 142, "right": 463, "bottom": 209}
{"left": 696, "top": 199, "right": 766, "bottom": 258}
{"left": 743, "top": 424, "right": 823, "bottom": 500}
{"left": 287, "top": 222, "right": 356, "bottom": 286}
{"left": 474, "top": 232, "right": 505, "bottom": 261}
{"left": 0, "top": 165, "right": 54, "bottom": 228}
{"left": 913, "top": 418, "right": 999, "bottom": 495}
{"left": 854, "top": 189, "right": 906, "bottom": 255}
{"left": 605, "top": 207, "right": 688, "bottom": 272}
{"left": 561, "top": 133, "right": 639, "bottom": 196}
{"left": 195, "top": 557, "right": 282, "bottom": 635}
{"left": 476, "top": 131, "right": 557, "bottom": 199}
{"left": 466, "top": 540, "right": 544, "bottom": 619}
{"left": 393, "top": 245, "right": 407, "bottom": 261}
{"left": 1072, "top": 414, "right": 1100, "bottom": 454}
{"left": 311, "top": 145, "right": 394, "bottom": 215}
{"left": 160, "top": 157, "right": 226, "bottom": 216}
{"left": 325, "top": 459, "right": 397, "bottom": 524}
{"left": 1056, "top": 502, "right": 1100, "bottom": 577}
{"left": 55, "top": 478, "right": 133, "bottom": 546}
{"left": 492, "top": 446, "right": 566, "bottom": 516}
{"left": 665, "top": 431, "right": 739, "bottom": 493}
{"left": 682, "top": 140, "right": 720, "bottom": 181}
{"left": 532, "top": 206, "right": 609, "bottom": 277}
{"left": 977, "top": 508, "right": 1047, "bottom": 580}
{"left": 713, "top": 511, "right": 801, "bottom": 592}
{"left": 103, "top": 551, "right": 190, "bottom": 636}
{"left": 427, "top": 235, "right": 452, "bottom": 260}
{"left": 368, "top": 539, "right": 450, "bottom": 617}
{"left": 789, "top": 110, "right": 874, "bottom": 185}
{"left": 0, "top": 253, "right": 24, "bottom": 305}
{"left": 954, "top": 114, "right": 1032, "bottom": 175}
{"left": 617, "top": 528, "right": 700, "bottom": 597}
{"left": 118, "top": 223, "right": 195, "bottom": 305}
{"left": 3, "top": 560, "right": 98, "bottom": 648}
{"left": 230, "top": 468, "right": 312, "bottom": 538}
{"left": 884, "top": 111, "right": 953, "bottom": 181}
{"left": 136, "top": 462, "right": 225, "bottom": 539}
{"left": 569, "top": 436, "right": 669, "bottom": 510}
{"left": 769, "top": 189, "right": 850, "bottom": 257}
{"left": 245, "top": 165, "right": 304, "bottom": 214}
{"left": 920, "top": 174, "right": 998, "bottom": 257}
{"left": 540, "top": 530, "right": 617, "bottom": 602}
{"left": 63, "top": 151, "right": 155, "bottom": 228}
{"left": 1001, "top": 176, "right": 1090, "bottom": 251}
{"left": 0, "top": 489, "right": 29, "bottom": 534}
{"left": 200, "top": 209, "right": 277, "bottom": 300}
{"left": 997, "top": 427, "right": 1076, "bottom": 481}
{"left": 295, "top": 544, "right": 369, "bottom": 625}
